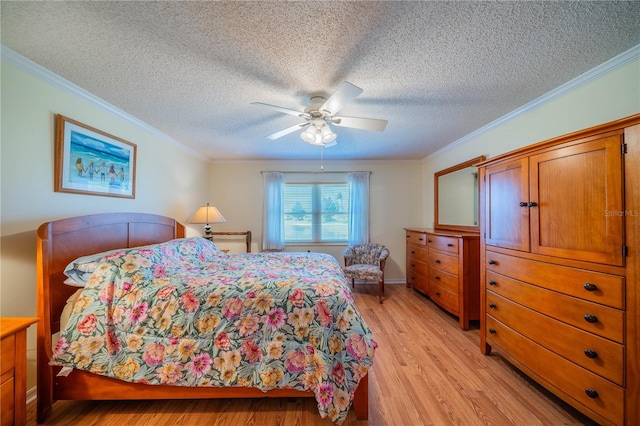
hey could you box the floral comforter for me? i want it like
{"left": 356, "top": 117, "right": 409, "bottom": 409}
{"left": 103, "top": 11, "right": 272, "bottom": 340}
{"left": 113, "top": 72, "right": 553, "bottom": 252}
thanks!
{"left": 51, "top": 238, "right": 377, "bottom": 423}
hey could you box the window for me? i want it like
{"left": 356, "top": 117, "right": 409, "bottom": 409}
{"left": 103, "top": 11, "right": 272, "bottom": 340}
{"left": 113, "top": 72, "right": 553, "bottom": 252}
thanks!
{"left": 283, "top": 182, "right": 350, "bottom": 243}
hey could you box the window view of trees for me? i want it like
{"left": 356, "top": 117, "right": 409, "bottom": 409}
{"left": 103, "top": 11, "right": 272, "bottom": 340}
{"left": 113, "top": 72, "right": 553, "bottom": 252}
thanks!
{"left": 284, "top": 183, "right": 349, "bottom": 242}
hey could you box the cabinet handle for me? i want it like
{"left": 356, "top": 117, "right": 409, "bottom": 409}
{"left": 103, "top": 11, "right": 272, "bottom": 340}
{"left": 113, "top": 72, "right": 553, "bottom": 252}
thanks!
{"left": 427, "top": 239, "right": 432, "bottom": 242}
{"left": 519, "top": 202, "right": 528, "bottom": 207}
{"left": 585, "top": 388, "right": 599, "bottom": 399}
{"left": 435, "top": 259, "right": 441, "bottom": 264}
{"left": 488, "top": 328, "right": 496, "bottom": 334}
{"left": 583, "top": 283, "right": 598, "bottom": 291}
{"left": 419, "top": 237, "right": 424, "bottom": 241}
{"left": 488, "top": 302, "right": 496, "bottom": 309}
{"left": 528, "top": 201, "right": 538, "bottom": 207}
{"left": 584, "top": 314, "right": 598, "bottom": 323}
{"left": 488, "top": 279, "right": 497, "bottom": 286}
{"left": 435, "top": 276, "right": 440, "bottom": 280}
{"left": 584, "top": 349, "right": 598, "bottom": 359}
{"left": 447, "top": 243, "right": 454, "bottom": 247}
{"left": 488, "top": 259, "right": 497, "bottom": 265}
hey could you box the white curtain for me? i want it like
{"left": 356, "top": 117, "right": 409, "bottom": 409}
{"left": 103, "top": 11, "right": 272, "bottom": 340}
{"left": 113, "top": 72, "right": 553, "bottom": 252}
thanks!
{"left": 262, "top": 171, "right": 285, "bottom": 251}
{"left": 348, "top": 171, "right": 370, "bottom": 246}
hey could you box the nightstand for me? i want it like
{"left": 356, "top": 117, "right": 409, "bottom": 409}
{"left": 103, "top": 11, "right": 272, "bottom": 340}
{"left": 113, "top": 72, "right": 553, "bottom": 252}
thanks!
{"left": 1, "top": 317, "right": 38, "bottom": 426}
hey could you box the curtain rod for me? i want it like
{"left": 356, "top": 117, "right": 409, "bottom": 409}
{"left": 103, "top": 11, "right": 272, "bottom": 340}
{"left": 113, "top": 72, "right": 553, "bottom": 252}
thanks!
{"left": 260, "top": 171, "right": 371, "bottom": 174}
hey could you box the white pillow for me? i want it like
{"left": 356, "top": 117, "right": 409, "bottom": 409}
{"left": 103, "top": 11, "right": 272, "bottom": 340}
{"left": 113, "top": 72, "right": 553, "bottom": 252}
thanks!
{"left": 63, "top": 248, "right": 122, "bottom": 287}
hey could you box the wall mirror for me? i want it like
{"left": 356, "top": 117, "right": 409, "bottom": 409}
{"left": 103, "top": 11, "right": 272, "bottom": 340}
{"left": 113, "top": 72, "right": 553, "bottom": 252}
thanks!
{"left": 434, "top": 155, "right": 485, "bottom": 232}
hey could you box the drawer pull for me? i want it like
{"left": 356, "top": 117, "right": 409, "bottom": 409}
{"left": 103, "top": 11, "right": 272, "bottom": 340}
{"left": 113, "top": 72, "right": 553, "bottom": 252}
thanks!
{"left": 488, "top": 328, "right": 496, "bottom": 334}
{"left": 488, "top": 302, "right": 496, "bottom": 309}
{"left": 584, "top": 314, "right": 598, "bottom": 323}
{"left": 411, "top": 251, "right": 415, "bottom": 254}
{"left": 519, "top": 201, "right": 528, "bottom": 207}
{"left": 583, "top": 283, "right": 598, "bottom": 291}
{"left": 528, "top": 201, "right": 538, "bottom": 207}
{"left": 435, "top": 259, "right": 441, "bottom": 264}
{"left": 585, "top": 388, "right": 599, "bottom": 399}
{"left": 435, "top": 276, "right": 440, "bottom": 280}
{"left": 584, "top": 349, "right": 598, "bottom": 359}
{"left": 488, "top": 279, "right": 497, "bottom": 286}
{"left": 447, "top": 243, "right": 454, "bottom": 247}
{"left": 420, "top": 237, "right": 425, "bottom": 241}
{"left": 411, "top": 263, "right": 415, "bottom": 267}
{"left": 435, "top": 291, "right": 441, "bottom": 296}
{"left": 488, "top": 259, "right": 497, "bottom": 265}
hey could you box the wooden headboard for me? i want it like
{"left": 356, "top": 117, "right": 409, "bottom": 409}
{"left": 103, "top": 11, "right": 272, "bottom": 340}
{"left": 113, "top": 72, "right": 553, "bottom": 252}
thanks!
{"left": 36, "top": 213, "right": 185, "bottom": 341}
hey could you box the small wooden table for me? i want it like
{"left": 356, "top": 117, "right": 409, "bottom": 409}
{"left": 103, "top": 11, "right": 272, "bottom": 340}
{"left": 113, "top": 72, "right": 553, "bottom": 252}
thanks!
{"left": 1, "top": 317, "right": 39, "bottom": 426}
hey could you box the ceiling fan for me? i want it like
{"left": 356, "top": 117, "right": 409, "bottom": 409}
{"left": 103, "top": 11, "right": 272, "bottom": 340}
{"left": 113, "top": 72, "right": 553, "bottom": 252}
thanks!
{"left": 251, "top": 81, "right": 388, "bottom": 148}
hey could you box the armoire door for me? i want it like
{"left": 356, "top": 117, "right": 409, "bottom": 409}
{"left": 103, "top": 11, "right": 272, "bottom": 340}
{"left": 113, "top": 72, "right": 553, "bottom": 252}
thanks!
{"left": 484, "top": 158, "right": 530, "bottom": 252}
{"left": 529, "top": 131, "right": 624, "bottom": 266}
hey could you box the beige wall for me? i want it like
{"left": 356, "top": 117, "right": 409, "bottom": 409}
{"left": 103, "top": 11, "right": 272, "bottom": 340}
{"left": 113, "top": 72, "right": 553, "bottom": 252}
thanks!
{"left": 0, "top": 60, "right": 210, "bottom": 388}
{"left": 422, "top": 56, "right": 640, "bottom": 229}
{"left": 208, "top": 160, "right": 424, "bottom": 282}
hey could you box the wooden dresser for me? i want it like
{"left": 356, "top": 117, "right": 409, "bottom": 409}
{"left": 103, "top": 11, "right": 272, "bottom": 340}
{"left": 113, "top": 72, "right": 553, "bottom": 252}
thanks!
{"left": 478, "top": 114, "right": 640, "bottom": 426}
{"left": 1, "top": 317, "right": 38, "bottom": 426}
{"left": 405, "top": 228, "right": 480, "bottom": 329}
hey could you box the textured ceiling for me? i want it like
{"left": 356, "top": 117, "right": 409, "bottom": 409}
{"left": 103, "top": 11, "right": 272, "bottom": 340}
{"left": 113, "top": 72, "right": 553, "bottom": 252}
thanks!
{"left": 2, "top": 1, "right": 639, "bottom": 161}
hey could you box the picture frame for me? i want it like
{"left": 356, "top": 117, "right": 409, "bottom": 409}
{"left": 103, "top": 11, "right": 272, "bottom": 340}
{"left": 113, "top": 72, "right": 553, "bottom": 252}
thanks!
{"left": 55, "top": 114, "right": 136, "bottom": 198}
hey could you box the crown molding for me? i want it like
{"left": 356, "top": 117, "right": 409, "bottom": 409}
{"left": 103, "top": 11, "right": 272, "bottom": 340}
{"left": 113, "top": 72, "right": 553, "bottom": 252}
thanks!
{"left": 424, "top": 43, "right": 640, "bottom": 161}
{"left": 1, "top": 45, "right": 204, "bottom": 160}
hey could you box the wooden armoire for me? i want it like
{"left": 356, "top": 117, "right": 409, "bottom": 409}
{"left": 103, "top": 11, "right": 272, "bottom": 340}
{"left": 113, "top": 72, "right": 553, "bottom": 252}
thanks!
{"left": 478, "top": 114, "right": 640, "bottom": 426}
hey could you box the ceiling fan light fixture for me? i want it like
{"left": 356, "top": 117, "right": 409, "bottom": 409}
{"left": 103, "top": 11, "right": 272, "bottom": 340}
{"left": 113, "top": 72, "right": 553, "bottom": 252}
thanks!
{"left": 301, "top": 126, "right": 318, "bottom": 144}
{"left": 320, "top": 125, "right": 336, "bottom": 143}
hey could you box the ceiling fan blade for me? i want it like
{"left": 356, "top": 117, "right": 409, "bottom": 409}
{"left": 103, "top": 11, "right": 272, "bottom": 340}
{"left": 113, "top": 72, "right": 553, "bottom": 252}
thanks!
{"left": 266, "top": 123, "right": 308, "bottom": 140}
{"left": 320, "top": 81, "right": 363, "bottom": 115}
{"left": 251, "top": 102, "right": 308, "bottom": 118}
{"left": 332, "top": 116, "right": 388, "bottom": 132}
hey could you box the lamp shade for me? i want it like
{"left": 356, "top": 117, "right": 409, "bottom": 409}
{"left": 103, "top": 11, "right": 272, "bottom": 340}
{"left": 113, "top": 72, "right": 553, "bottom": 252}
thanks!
{"left": 190, "top": 204, "right": 226, "bottom": 224}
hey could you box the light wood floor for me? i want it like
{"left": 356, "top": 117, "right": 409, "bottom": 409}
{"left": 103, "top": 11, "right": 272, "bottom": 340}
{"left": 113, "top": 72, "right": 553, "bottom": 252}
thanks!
{"left": 28, "top": 284, "right": 596, "bottom": 425}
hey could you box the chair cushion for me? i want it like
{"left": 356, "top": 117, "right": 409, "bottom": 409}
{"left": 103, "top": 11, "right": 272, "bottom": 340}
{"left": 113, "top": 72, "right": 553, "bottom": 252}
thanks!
{"left": 343, "top": 264, "right": 383, "bottom": 281}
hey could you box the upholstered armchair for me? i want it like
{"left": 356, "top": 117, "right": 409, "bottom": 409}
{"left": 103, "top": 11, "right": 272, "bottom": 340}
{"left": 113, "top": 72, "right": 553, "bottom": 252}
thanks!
{"left": 343, "top": 243, "right": 390, "bottom": 304}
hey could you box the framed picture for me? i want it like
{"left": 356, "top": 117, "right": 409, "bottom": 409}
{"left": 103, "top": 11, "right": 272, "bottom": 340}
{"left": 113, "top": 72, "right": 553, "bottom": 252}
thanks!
{"left": 55, "top": 114, "right": 136, "bottom": 198}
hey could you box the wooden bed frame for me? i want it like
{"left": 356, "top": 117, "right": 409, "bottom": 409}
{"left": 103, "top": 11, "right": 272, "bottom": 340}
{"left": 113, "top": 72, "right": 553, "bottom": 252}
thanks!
{"left": 36, "top": 212, "right": 368, "bottom": 423}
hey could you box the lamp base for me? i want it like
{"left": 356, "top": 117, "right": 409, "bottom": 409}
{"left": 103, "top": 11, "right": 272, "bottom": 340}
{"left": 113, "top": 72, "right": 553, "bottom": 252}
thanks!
{"left": 204, "top": 224, "right": 212, "bottom": 240}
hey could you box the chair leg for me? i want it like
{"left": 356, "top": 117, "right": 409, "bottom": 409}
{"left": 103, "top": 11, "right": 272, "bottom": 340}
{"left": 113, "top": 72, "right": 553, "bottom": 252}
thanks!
{"left": 378, "top": 280, "right": 383, "bottom": 304}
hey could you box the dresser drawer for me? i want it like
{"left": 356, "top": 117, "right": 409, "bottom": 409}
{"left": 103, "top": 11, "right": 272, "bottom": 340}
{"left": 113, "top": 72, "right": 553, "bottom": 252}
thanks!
{"left": 428, "top": 251, "right": 458, "bottom": 275}
{"left": 407, "top": 244, "right": 428, "bottom": 263}
{"left": 0, "top": 334, "right": 15, "bottom": 376}
{"left": 485, "top": 251, "right": 624, "bottom": 309}
{"left": 427, "top": 234, "right": 459, "bottom": 254}
{"left": 486, "top": 316, "right": 624, "bottom": 425}
{"left": 407, "top": 273, "right": 428, "bottom": 293}
{"left": 486, "top": 271, "right": 624, "bottom": 343}
{"left": 429, "top": 267, "right": 458, "bottom": 294}
{"left": 487, "top": 291, "right": 624, "bottom": 385}
{"left": 408, "top": 258, "right": 428, "bottom": 277}
{"left": 429, "top": 285, "right": 459, "bottom": 314}
{"left": 406, "top": 231, "right": 427, "bottom": 246}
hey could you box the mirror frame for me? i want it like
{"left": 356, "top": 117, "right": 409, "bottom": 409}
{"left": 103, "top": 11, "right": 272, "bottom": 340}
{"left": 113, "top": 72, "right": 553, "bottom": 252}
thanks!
{"left": 434, "top": 155, "right": 485, "bottom": 233}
